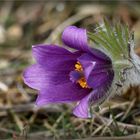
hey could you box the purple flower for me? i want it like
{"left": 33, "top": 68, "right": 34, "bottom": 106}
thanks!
{"left": 23, "top": 26, "right": 114, "bottom": 118}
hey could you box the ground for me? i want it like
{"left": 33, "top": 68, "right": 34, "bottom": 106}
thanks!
{"left": 0, "top": 1, "right": 140, "bottom": 140}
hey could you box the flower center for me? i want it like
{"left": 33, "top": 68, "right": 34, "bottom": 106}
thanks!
{"left": 75, "top": 62, "right": 83, "bottom": 71}
{"left": 75, "top": 62, "right": 89, "bottom": 88}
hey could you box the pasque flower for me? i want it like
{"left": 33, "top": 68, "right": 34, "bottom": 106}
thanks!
{"left": 23, "top": 26, "right": 114, "bottom": 118}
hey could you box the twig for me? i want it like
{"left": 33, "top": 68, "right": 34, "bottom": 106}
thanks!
{"left": 0, "top": 103, "right": 64, "bottom": 114}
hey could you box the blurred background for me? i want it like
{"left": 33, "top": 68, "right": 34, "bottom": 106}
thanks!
{"left": 0, "top": 0, "right": 140, "bottom": 139}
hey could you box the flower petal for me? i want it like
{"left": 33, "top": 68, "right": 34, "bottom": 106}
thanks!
{"left": 73, "top": 84, "right": 112, "bottom": 118}
{"left": 23, "top": 64, "right": 70, "bottom": 90}
{"left": 89, "top": 86, "right": 111, "bottom": 104}
{"left": 83, "top": 53, "right": 114, "bottom": 89}
{"left": 62, "top": 26, "right": 89, "bottom": 52}
{"left": 89, "top": 48, "right": 111, "bottom": 62}
{"left": 78, "top": 53, "right": 112, "bottom": 81}
{"left": 32, "top": 44, "right": 81, "bottom": 71}
{"left": 36, "top": 82, "right": 90, "bottom": 105}
{"left": 73, "top": 95, "right": 91, "bottom": 118}
{"left": 87, "top": 70, "right": 114, "bottom": 89}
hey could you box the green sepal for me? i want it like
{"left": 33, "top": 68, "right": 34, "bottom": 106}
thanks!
{"left": 88, "top": 19, "right": 132, "bottom": 83}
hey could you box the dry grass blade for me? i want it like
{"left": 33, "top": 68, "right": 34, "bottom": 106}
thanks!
{"left": 10, "top": 110, "right": 24, "bottom": 131}
{"left": 52, "top": 112, "right": 66, "bottom": 129}
{"left": 96, "top": 116, "right": 140, "bottom": 131}
{"left": 91, "top": 125, "right": 105, "bottom": 136}
{"left": 121, "top": 98, "right": 136, "bottom": 121}
{"left": 100, "top": 112, "right": 124, "bottom": 136}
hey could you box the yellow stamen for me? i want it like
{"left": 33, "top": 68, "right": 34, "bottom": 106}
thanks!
{"left": 75, "top": 62, "right": 83, "bottom": 71}
{"left": 75, "top": 62, "right": 89, "bottom": 88}
{"left": 77, "top": 77, "right": 89, "bottom": 88}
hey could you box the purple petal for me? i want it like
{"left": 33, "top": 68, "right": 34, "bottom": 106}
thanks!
{"left": 73, "top": 84, "right": 112, "bottom": 118}
{"left": 89, "top": 86, "right": 111, "bottom": 104}
{"left": 77, "top": 52, "right": 114, "bottom": 109}
{"left": 23, "top": 64, "right": 70, "bottom": 90}
{"left": 89, "top": 48, "right": 111, "bottom": 62}
{"left": 78, "top": 53, "right": 96, "bottom": 78}
{"left": 62, "top": 26, "right": 89, "bottom": 52}
{"left": 73, "top": 95, "right": 91, "bottom": 118}
{"left": 36, "top": 82, "right": 90, "bottom": 105}
{"left": 78, "top": 53, "right": 112, "bottom": 78}
{"left": 32, "top": 44, "right": 81, "bottom": 71}
{"left": 87, "top": 70, "right": 114, "bottom": 89}
{"left": 74, "top": 52, "right": 114, "bottom": 118}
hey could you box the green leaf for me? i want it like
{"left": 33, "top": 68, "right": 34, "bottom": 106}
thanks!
{"left": 88, "top": 19, "right": 132, "bottom": 82}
